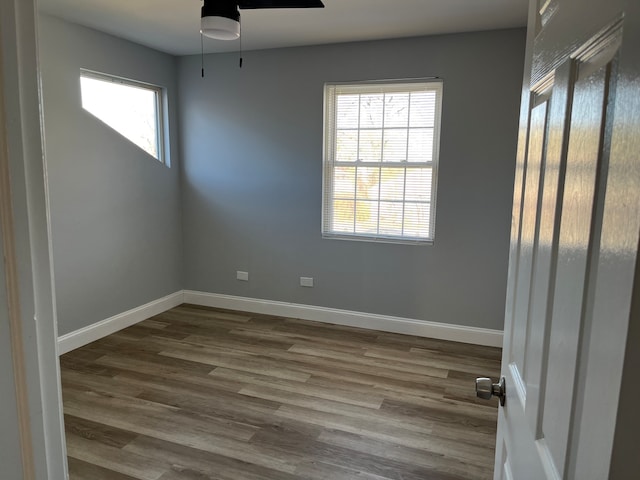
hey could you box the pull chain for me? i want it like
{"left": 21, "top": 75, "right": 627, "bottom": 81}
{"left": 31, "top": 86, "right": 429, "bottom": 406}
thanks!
{"left": 239, "top": 14, "right": 243, "bottom": 68}
{"left": 201, "top": 32, "right": 205, "bottom": 78}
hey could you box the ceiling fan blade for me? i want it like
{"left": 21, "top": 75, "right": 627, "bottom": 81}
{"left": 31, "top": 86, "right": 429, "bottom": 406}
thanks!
{"left": 238, "top": 0, "right": 324, "bottom": 9}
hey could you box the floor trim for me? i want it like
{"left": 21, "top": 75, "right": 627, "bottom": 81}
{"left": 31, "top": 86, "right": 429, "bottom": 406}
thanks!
{"left": 57, "top": 290, "right": 504, "bottom": 353}
{"left": 184, "top": 290, "right": 504, "bottom": 348}
{"left": 57, "top": 291, "right": 184, "bottom": 355}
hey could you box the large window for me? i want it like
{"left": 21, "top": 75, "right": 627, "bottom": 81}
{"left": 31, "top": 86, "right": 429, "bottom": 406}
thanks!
{"left": 80, "top": 70, "right": 166, "bottom": 163}
{"left": 322, "top": 80, "right": 442, "bottom": 244}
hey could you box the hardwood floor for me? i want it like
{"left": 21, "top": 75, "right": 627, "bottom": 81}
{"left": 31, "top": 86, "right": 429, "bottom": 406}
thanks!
{"left": 60, "top": 304, "right": 502, "bottom": 480}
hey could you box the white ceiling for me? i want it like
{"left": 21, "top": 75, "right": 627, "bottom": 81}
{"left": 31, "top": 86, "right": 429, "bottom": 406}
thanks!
{"left": 38, "top": 0, "right": 528, "bottom": 56}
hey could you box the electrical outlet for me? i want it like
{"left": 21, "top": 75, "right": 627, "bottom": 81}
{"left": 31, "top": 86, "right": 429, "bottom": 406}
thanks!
{"left": 236, "top": 271, "right": 249, "bottom": 281}
{"left": 300, "top": 277, "right": 314, "bottom": 288}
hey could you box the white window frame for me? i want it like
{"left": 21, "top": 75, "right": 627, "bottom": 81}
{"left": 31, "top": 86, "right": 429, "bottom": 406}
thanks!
{"left": 322, "top": 79, "right": 443, "bottom": 245}
{"left": 80, "top": 69, "right": 167, "bottom": 165}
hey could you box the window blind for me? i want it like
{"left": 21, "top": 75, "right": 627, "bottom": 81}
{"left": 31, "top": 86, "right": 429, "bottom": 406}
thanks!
{"left": 322, "top": 80, "right": 443, "bottom": 244}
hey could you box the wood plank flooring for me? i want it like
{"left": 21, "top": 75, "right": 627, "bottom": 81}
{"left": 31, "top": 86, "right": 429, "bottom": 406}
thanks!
{"left": 60, "top": 304, "right": 502, "bottom": 480}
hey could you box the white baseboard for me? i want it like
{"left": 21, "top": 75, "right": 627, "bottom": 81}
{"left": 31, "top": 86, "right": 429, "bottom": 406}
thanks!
{"left": 58, "top": 290, "right": 503, "bottom": 354}
{"left": 183, "top": 290, "right": 503, "bottom": 348}
{"left": 57, "top": 291, "right": 184, "bottom": 355}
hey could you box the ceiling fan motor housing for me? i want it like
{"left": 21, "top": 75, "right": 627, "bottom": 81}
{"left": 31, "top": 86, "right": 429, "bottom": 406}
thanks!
{"left": 201, "top": 1, "right": 240, "bottom": 22}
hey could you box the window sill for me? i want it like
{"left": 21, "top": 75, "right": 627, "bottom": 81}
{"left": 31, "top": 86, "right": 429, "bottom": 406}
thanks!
{"left": 322, "top": 232, "right": 433, "bottom": 246}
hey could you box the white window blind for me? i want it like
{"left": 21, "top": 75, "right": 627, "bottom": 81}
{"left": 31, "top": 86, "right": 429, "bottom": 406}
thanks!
{"left": 322, "top": 80, "right": 442, "bottom": 243}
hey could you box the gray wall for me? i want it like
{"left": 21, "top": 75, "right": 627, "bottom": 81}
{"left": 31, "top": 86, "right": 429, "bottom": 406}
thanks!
{"left": 179, "top": 29, "right": 525, "bottom": 330}
{"left": 38, "top": 15, "right": 183, "bottom": 336}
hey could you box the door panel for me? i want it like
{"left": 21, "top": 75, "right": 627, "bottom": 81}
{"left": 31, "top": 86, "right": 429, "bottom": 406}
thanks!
{"left": 522, "top": 61, "right": 573, "bottom": 435}
{"left": 571, "top": 19, "right": 640, "bottom": 475}
{"left": 541, "top": 61, "right": 610, "bottom": 476}
{"left": 510, "top": 99, "right": 547, "bottom": 383}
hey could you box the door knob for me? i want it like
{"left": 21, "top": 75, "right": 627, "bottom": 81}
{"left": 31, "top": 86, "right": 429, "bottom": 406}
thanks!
{"left": 476, "top": 376, "right": 506, "bottom": 406}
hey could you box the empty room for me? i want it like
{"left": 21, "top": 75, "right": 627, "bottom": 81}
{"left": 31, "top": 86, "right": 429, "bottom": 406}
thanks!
{"left": 1, "top": 0, "right": 639, "bottom": 479}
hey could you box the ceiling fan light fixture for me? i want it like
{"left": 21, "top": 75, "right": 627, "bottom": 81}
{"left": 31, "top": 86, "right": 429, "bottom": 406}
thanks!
{"left": 200, "top": 1, "right": 241, "bottom": 40}
{"left": 200, "top": 16, "right": 240, "bottom": 40}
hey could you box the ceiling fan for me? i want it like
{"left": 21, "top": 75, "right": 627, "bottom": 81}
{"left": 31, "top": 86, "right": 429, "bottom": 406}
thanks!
{"left": 201, "top": 0, "right": 326, "bottom": 41}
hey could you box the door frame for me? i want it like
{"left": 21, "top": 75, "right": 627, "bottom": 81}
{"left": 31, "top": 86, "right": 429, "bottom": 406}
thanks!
{"left": 0, "top": 0, "right": 67, "bottom": 477}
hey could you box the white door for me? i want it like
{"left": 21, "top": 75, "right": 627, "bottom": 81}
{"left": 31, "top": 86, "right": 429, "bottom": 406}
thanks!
{"left": 487, "top": 0, "right": 640, "bottom": 478}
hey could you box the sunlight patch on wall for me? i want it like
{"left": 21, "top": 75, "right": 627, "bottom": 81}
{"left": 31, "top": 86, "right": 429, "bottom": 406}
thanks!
{"left": 80, "top": 71, "right": 164, "bottom": 162}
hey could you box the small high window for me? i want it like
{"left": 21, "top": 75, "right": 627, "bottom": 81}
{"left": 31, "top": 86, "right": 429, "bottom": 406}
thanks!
{"left": 322, "top": 80, "right": 443, "bottom": 244}
{"left": 80, "top": 70, "right": 166, "bottom": 164}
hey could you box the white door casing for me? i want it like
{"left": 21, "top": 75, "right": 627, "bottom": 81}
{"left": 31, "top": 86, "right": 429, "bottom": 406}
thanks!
{"left": 0, "top": 0, "right": 67, "bottom": 478}
{"left": 495, "top": 0, "right": 640, "bottom": 478}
